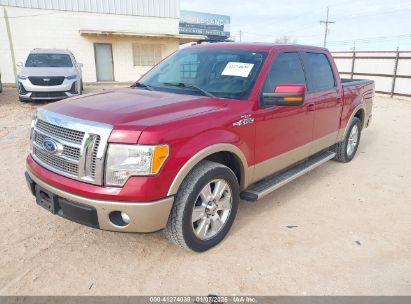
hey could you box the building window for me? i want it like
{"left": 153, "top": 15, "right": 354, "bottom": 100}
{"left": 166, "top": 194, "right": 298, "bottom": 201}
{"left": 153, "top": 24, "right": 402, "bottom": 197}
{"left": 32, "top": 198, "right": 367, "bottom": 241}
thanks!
{"left": 133, "top": 44, "right": 163, "bottom": 66}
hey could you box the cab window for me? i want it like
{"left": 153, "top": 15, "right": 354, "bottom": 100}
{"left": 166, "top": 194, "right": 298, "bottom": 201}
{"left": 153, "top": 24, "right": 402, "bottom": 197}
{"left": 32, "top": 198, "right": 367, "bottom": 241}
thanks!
{"left": 262, "top": 52, "right": 306, "bottom": 93}
{"left": 303, "top": 52, "right": 336, "bottom": 91}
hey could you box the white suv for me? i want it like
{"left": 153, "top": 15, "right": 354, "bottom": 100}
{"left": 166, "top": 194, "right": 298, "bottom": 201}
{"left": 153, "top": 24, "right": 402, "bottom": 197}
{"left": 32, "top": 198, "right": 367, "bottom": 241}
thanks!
{"left": 17, "top": 49, "right": 83, "bottom": 102}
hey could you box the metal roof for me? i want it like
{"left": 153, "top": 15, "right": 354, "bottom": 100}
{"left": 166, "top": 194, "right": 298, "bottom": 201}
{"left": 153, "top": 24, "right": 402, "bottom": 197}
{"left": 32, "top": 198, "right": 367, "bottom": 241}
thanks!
{"left": 0, "top": 0, "right": 179, "bottom": 18}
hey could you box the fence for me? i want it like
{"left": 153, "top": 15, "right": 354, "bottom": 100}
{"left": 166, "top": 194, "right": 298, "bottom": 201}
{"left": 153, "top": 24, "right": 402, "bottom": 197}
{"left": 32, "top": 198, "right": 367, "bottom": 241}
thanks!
{"left": 332, "top": 50, "right": 411, "bottom": 98}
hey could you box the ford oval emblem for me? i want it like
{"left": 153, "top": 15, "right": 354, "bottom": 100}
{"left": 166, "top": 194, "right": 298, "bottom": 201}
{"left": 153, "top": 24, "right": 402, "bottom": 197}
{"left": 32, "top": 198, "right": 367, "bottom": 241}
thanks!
{"left": 42, "top": 138, "right": 63, "bottom": 155}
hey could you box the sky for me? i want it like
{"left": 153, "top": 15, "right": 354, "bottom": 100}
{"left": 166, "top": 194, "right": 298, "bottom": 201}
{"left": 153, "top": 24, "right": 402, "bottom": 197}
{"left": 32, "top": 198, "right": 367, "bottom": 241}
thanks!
{"left": 180, "top": 0, "right": 411, "bottom": 51}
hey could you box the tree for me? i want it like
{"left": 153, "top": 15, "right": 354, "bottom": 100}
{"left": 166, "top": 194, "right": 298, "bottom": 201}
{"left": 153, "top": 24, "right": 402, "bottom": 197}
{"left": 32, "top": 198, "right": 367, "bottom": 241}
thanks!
{"left": 274, "top": 36, "right": 297, "bottom": 44}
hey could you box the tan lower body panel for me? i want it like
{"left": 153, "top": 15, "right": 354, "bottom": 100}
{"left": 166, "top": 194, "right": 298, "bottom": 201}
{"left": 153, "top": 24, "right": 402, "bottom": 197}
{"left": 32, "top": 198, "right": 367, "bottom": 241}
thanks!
{"left": 250, "top": 131, "right": 339, "bottom": 184}
{"left": 28, "top": 170, "right": 174, "bottom": 233}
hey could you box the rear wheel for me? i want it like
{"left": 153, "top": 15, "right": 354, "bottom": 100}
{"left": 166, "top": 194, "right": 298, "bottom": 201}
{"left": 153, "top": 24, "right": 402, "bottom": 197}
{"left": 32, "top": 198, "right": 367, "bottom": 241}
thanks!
{"left": 333, "top": 117, "right": 362, "bottom": 163}
{"left": 165, "top": 160, "right": 239, "bottom": 252}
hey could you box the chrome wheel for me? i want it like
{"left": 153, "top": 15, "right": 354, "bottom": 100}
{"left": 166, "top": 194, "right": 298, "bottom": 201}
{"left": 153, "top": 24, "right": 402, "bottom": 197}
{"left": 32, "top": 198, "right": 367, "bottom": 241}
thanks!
{"left": 347, "top": 124, "right": 359, "bottom": 156}
{"left": 191, "top": 179, "right": 232, "bottom": 240}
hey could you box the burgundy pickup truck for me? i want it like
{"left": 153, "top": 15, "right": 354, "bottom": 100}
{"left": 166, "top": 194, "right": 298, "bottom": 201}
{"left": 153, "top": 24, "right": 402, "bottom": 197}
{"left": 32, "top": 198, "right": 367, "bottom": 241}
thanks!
{"left": 26, "top": 43, "right": 374, "bottom": 252}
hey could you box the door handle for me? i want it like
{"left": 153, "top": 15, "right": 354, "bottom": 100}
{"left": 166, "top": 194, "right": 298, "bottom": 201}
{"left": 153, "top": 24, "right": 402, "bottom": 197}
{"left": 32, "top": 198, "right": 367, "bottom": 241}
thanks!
{"left": 307, "top": 103, "right": 315, "bottom": 112}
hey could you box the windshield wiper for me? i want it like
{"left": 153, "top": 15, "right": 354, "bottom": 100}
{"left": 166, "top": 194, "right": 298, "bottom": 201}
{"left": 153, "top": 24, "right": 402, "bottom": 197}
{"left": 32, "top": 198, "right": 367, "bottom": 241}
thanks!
{"left": 163, "top": 82, "right": 215, "bottom": 98}
{"left": 132, "top": 82, "right": 154, "bottom": 91}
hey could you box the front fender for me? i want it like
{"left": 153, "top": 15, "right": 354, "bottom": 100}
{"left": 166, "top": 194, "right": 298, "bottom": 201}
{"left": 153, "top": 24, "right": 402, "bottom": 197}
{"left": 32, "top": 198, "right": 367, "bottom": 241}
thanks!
{"left": 166, "top": 129, "right": 253, "bottom": 196}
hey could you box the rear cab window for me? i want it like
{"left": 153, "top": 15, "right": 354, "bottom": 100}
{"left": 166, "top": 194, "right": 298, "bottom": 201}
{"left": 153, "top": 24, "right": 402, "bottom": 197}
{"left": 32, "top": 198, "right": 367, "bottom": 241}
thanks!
{"left": 302, "top": 52, "right": 336, "bottom": 92}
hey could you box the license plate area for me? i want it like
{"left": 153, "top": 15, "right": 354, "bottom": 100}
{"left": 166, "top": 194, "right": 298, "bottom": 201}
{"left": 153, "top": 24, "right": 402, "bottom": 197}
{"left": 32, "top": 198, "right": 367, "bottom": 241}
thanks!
{"left": 35, "top": 185, "right": 59, "bottom": 214}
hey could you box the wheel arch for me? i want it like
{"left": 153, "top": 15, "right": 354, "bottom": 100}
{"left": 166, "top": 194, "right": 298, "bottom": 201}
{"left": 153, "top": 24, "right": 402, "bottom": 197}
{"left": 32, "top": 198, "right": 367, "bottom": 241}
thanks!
{"left": 167, "top": 143, "right": 250, "bottom": 196}
{"left": 337, "top": 104, "right": 366, "bottom": 142}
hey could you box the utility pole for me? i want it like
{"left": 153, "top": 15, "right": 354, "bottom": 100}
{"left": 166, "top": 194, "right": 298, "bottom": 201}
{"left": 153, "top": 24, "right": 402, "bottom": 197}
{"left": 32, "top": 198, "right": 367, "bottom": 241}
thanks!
{"left": 320, "top": 7, "right": 335, "bottom": 48}
{"left": 4, "top": 8, "right": 17, "bottom": 79}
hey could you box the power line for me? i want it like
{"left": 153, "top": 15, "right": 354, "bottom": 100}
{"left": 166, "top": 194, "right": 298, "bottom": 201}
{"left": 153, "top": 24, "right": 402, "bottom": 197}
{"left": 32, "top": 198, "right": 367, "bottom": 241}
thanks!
{"left": 320, "top": 7, "right": 335, "bottom": 47}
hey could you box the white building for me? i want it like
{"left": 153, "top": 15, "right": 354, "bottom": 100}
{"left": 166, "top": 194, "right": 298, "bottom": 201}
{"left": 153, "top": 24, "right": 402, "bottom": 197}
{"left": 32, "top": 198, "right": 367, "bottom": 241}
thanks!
{"left": 0, "top": 0, "right": 203, "bottom": 84}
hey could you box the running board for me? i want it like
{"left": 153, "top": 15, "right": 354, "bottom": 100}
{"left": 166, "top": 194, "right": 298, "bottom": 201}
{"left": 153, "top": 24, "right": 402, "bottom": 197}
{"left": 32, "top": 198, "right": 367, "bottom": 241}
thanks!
{"left": 240, "top": 151, "right": 336, "bottom": 201}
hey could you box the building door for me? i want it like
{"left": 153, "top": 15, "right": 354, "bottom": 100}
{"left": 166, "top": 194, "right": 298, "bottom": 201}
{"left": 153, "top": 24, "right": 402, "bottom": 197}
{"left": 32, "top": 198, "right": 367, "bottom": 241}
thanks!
{"left": 94, "top": 43, "right": 114, "bottom": 81}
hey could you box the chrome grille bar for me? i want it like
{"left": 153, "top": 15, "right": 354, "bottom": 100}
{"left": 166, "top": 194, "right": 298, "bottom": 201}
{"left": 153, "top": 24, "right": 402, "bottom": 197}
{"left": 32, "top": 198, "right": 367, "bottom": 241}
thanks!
{"left": 31, "top": 109, "right": 113, "bottom": 185}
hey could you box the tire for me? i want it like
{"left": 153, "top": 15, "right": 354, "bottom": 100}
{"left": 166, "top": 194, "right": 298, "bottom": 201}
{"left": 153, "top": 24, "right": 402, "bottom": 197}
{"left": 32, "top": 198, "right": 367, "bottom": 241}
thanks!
{"left": 165, "top": 160, "right": 240, "bottom": 252}
{"left": 333, "top": 117, "right": 362, "bottom": 163}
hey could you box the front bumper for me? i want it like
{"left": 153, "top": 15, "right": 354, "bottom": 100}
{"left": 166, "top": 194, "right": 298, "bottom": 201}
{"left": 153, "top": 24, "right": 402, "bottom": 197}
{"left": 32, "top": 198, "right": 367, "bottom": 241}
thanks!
{"left": 18, "top": 78, "right": 80, "bottom": 100}
{"left": 26, "top": 170, "right": 174, "bottom": 233}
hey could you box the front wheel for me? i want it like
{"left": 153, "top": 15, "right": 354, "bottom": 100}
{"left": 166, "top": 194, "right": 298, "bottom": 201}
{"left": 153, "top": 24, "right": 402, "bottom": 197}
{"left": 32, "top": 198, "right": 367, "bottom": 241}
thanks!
{"left": 165, "top": 160, "right": 239, "bottom": 252}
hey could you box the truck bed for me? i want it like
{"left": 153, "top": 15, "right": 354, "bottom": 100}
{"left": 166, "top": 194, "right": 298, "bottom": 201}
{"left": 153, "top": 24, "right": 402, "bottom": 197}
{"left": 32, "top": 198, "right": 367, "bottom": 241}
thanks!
{"left": 341, "top": 78, "right": 374, "bottom": 87}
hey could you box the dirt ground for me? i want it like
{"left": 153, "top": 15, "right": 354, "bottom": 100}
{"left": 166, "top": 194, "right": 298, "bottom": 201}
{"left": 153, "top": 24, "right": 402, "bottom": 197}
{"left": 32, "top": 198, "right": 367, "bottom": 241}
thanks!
{"left": 0, "top": 86, "right": 410, "bottom": 296}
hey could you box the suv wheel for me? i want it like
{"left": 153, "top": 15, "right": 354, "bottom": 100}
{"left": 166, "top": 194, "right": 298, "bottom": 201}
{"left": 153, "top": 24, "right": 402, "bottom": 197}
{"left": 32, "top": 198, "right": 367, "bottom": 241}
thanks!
{"left": 333, "top": 117, "right": 362, "bottom": 162}
{"left": 165, "top": 160, "right": 239, "bottom": 252}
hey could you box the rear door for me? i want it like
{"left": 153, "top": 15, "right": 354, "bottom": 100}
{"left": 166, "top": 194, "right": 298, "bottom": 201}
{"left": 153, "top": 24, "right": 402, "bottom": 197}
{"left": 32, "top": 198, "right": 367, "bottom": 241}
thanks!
{"left": 301, "top": 52, "right": 343, "bottom": 151}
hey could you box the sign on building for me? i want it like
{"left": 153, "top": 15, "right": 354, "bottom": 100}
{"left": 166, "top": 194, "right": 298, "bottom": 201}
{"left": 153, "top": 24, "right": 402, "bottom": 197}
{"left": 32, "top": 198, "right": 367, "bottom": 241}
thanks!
{"left": 179, "top": 10, "right": 231, "bottom": 42}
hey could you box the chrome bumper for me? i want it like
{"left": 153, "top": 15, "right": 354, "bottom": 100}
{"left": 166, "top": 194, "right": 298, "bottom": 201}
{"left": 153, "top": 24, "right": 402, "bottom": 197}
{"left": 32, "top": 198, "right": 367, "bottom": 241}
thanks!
{"left": 26, "top": 170, "right": 174, "bottom": 233}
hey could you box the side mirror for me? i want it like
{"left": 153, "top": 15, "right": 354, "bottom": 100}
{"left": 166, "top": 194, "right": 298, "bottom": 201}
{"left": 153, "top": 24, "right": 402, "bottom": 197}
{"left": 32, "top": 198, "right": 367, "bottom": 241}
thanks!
{"left": 77, "top": 63, "right": 83, "bottom": 68}
{"left": 16, "top": 62, "right": 23, "bottom": 69}
{"left": 262, "top": 84, "right": 305, "bottom": 106}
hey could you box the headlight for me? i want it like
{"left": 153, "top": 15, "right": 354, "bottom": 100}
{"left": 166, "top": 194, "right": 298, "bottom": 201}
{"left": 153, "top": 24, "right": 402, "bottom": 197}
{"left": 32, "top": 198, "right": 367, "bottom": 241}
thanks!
{"left": 105, "top": 144, "right": 169, "bottom": 186}
{"left": 66, "top": 75, "right": 77, "bottom": 80}
{"left": 18, "top": 75, "right": 28, "bottom": 80}
{"left": 29, "top": 110, "right": 38, "bottom": 153}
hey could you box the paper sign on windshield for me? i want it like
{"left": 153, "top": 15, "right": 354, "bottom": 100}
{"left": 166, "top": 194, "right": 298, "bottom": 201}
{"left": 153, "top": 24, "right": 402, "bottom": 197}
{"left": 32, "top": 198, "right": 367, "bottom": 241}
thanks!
{"left": 222, "top": 62, "right": 254, "bottom": 78}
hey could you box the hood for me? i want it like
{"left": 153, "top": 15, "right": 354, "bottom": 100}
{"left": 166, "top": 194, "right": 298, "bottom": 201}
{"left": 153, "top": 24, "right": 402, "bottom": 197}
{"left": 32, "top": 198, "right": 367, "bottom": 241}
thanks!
{"left": 44, "top": 88, "right": 227, "bottom": 128}
{"left": 19, "top": 66, "right": 76, "bottom": 77}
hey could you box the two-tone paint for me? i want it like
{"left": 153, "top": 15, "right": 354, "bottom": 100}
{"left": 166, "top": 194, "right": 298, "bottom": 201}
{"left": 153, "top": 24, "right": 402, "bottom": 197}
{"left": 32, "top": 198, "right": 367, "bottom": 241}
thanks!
{"left": 26, "top": 43, "right": 374, "bottom": 232}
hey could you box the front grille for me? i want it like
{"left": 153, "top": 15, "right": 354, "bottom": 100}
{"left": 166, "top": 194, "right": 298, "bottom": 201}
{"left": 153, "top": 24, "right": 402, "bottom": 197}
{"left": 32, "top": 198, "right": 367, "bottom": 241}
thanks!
{"left": 34, "top": 132, "right": 81, "bottom": 160}
{"left": 29, "top": 76, "right": 65, "bottom": 86}
{"left": 31, "top": 110, "right": 112, "bottom": 185}
{"left": 31, "top": 91, "right": 67, "bottom": 98}
{"left": 36, "top": 120, "right": 84, "bottom": 144}
{"left": 33, "top": 146, "right": 78, "bottom": 176}
{"left": 63, "top": 145, "right": 81, "bottom": 160}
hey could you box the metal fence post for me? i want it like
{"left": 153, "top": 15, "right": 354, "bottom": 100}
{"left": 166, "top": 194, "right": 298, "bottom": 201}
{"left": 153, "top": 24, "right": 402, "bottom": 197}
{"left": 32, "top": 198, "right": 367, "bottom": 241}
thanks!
{"left": 350, "top": 50, "right": 356, "bottom": 79}
{"left": 391, "top": 47, "right": 400, "bottom": 97}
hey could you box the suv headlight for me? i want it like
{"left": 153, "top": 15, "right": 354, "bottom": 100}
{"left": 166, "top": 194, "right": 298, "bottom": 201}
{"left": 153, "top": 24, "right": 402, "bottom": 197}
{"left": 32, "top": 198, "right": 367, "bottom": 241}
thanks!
{"left": 66, "top": 75, "right": 77, "bottom": 80}
{"left": 105, "top": 144, "right": 169, "bottom": 186}
{"left": 18, "top": 75, "right": 28, "bottom": 80}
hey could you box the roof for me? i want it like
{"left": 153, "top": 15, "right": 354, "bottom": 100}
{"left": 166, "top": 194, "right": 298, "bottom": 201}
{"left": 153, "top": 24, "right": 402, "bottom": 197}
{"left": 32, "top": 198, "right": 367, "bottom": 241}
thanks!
{"left": 79, "top": 30, "right": 206, "bottom": 42}
{"left": 190, "top": 42, "right": 328, "bottom": 52}
{"left": 29, "top": 49, "right": 72, "bottom": 54}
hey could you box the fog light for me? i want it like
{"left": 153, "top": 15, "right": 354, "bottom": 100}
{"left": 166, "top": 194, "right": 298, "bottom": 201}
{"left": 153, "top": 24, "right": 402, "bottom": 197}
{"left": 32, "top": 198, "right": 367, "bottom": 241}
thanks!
{"left": 121, "top": 212, "right": 130, "bottom": 224}
{"left": 109, "top": 211, "right": 131, "bottom": 227}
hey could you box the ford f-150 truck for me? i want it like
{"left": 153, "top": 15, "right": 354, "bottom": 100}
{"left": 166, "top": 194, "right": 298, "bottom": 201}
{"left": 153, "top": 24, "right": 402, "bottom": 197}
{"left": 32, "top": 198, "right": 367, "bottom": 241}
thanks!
{"left": 25, "top": 43, "right": 374, "bottom": 252}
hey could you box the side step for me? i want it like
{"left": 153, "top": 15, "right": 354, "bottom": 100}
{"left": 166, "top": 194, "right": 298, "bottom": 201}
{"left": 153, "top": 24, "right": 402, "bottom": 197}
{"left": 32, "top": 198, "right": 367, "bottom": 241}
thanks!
{"left": 240, "top": 150, "right": 336, "bottom": 201}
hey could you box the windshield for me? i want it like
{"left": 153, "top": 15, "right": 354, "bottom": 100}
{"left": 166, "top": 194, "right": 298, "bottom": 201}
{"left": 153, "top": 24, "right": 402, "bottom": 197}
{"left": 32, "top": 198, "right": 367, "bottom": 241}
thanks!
{"left": 25, "top": 54, "right": 73, "bottom": 68}
{"left": 139, "top": 48, "right": 268, "bottom": 100}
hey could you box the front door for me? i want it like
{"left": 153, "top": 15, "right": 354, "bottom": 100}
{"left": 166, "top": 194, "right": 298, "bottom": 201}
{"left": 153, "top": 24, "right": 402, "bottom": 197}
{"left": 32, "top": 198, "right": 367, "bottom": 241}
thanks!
{"left": 253, "top": 52, "right": 314, "bottom": 181}
{"left": 94, "top": 43, "right": 114, "bottom": 81}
